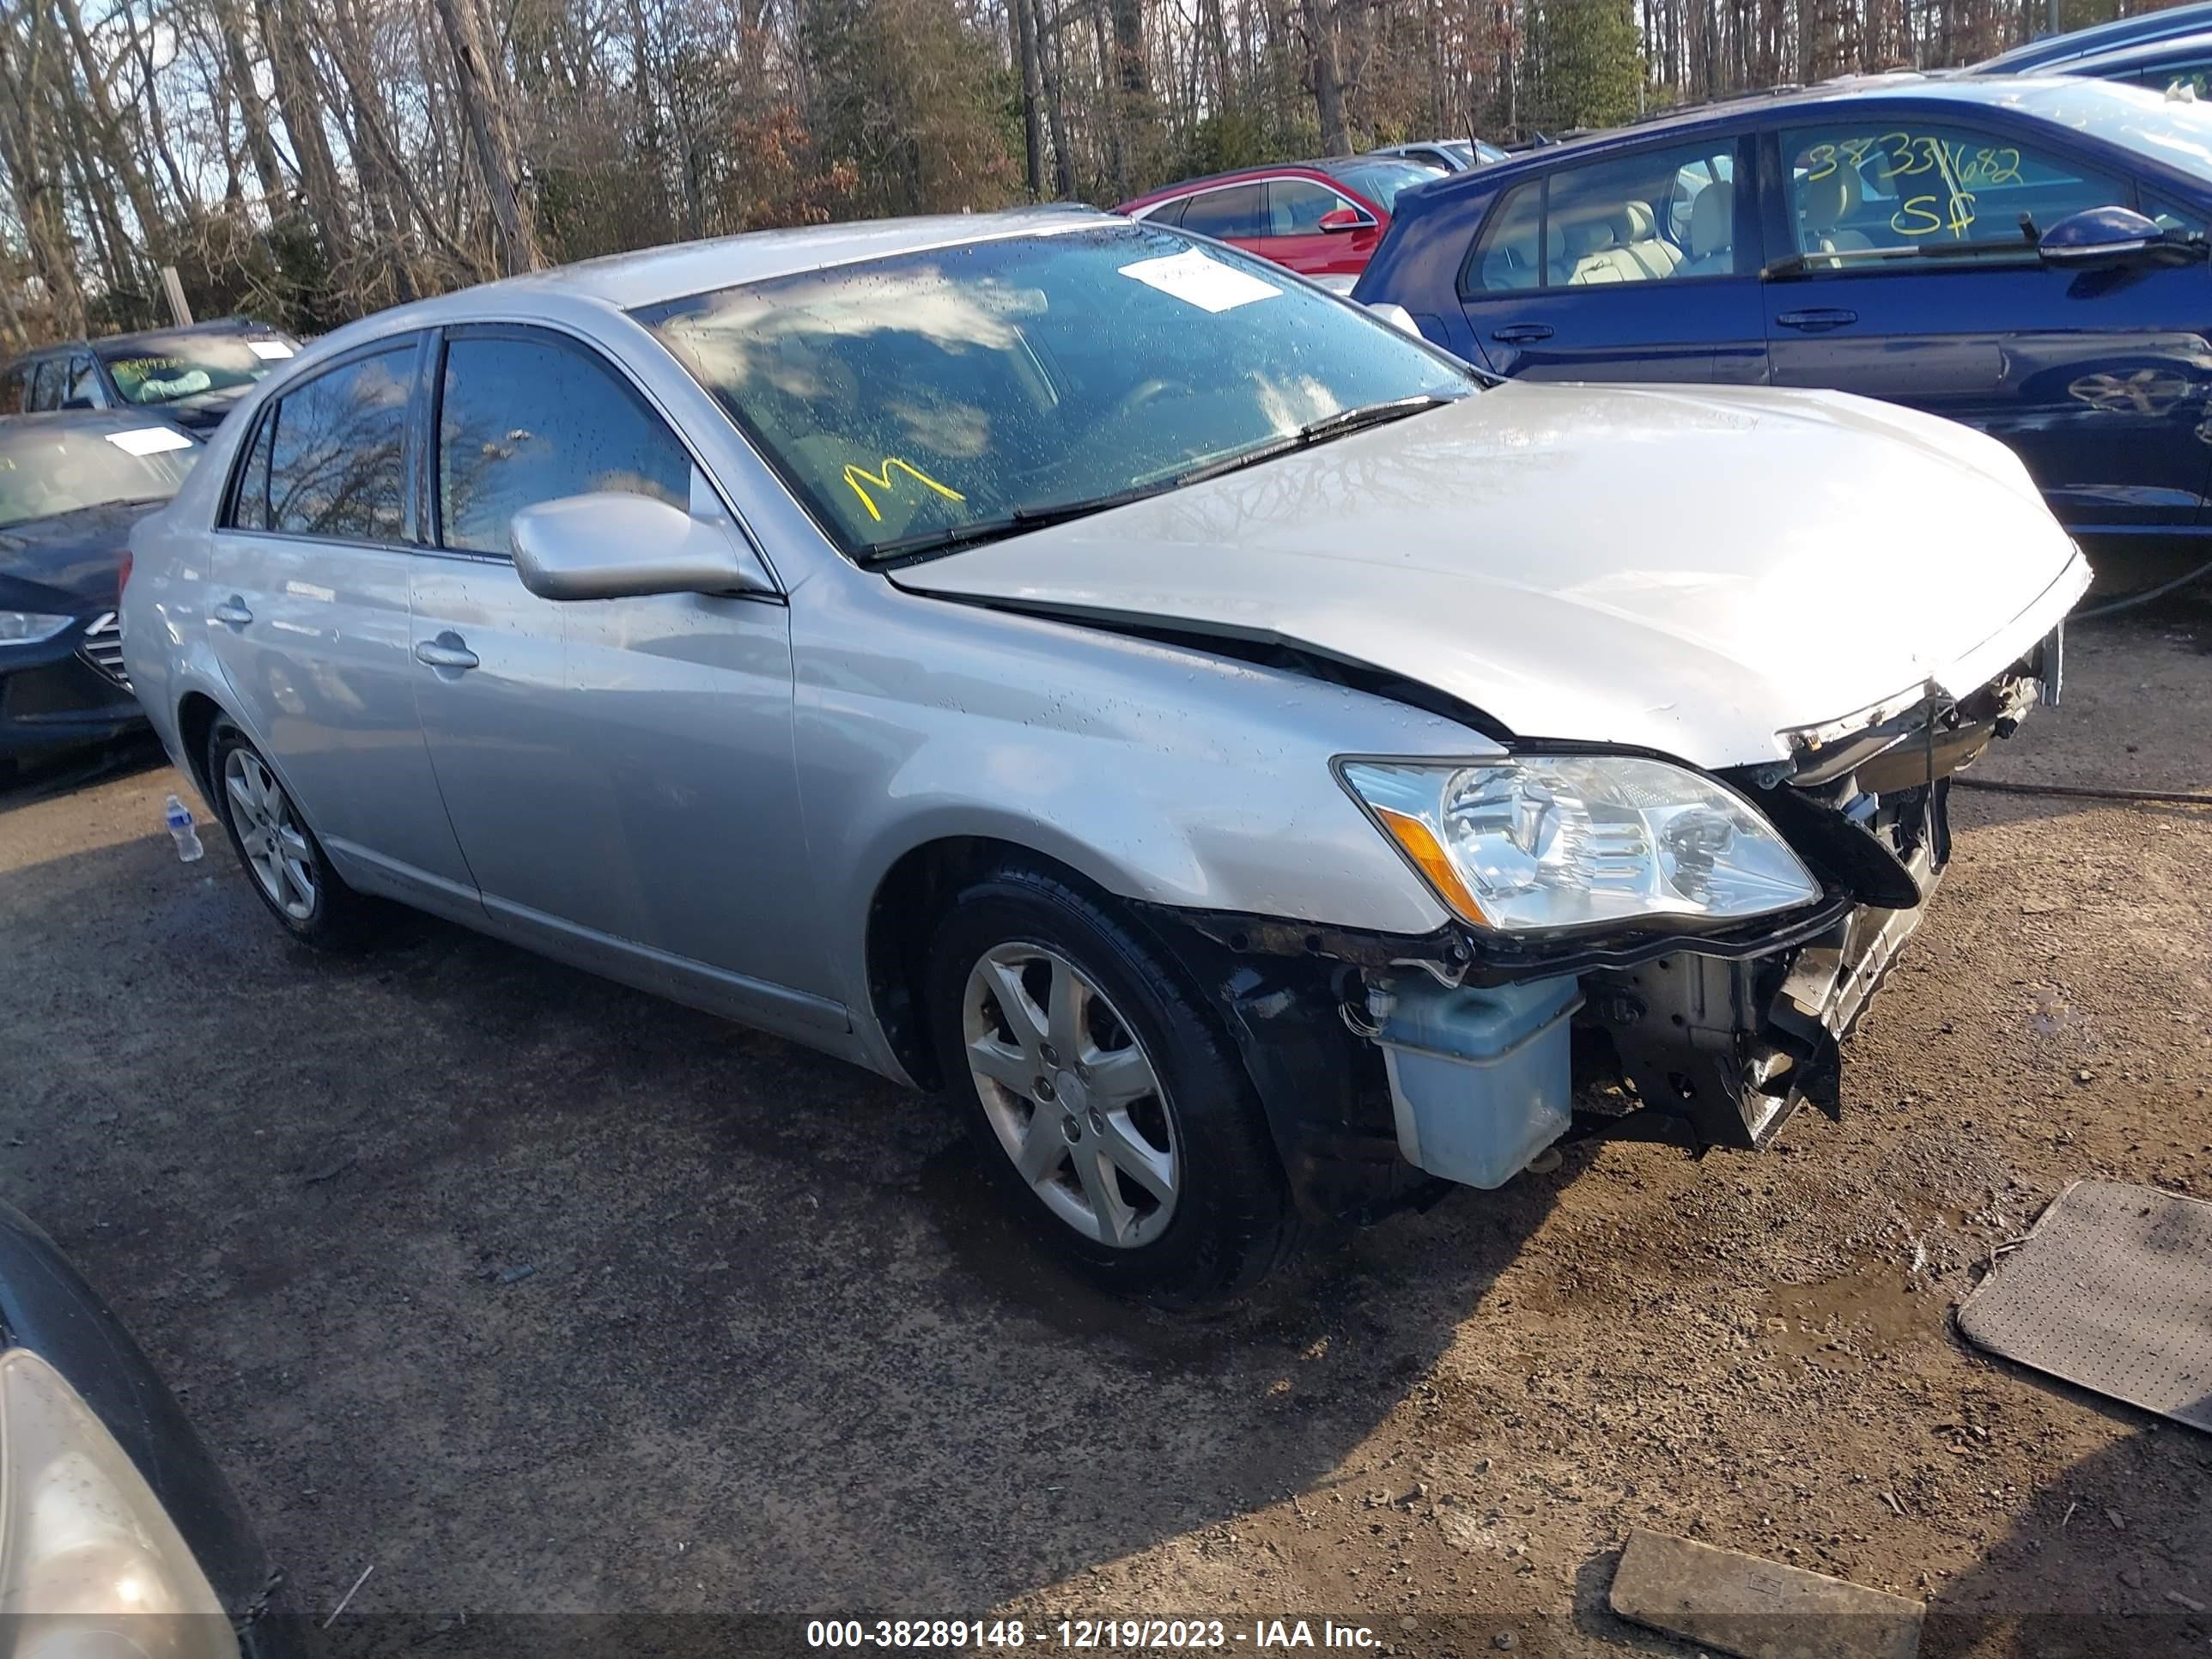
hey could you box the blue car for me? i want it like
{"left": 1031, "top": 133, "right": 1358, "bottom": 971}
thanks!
{"left": 1965, "top": 1, "right": 2212, "bottom": 76}
{"left": 1354, "top": 76, "right": 2212, "bottom": 545}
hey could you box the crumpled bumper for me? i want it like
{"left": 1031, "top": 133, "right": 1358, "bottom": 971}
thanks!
{"left": 1588, "top": 789, "right": 1945, "bottom": 1150}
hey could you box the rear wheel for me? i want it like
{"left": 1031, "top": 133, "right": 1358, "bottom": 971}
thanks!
{"left": 929, "top": 861, "right": 1295, "bottom": 1307}
{"left": 205, "top": 720, "right": 375, "bottom": 948}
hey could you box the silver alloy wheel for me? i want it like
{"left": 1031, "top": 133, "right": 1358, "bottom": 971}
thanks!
{"left": 962, "top": 942, "right": 1179, "bottom": 1249}
{"left": 222, "top": 748, "right": 318, "bottom": 921}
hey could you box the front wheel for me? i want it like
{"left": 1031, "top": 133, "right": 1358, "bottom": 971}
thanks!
{"left": 928, "top": 862, "right": 1295, "bottom": 1307}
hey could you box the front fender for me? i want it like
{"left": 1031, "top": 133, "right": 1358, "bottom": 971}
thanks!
{"left": 791, "top": 574, "right": 1490, "bottom": 1050}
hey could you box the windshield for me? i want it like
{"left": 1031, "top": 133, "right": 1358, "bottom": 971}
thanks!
{"left": 2006, "top": 77, "right": 2212, "bottom": 184}
{"left": 95, "top": 330, "right": 297, "bottom": 407}
{"left": 637, "top": 224, "right": 1473, "bottom": 561}
{"left": 0, "top": 426, "right": 196, "bottom": 528}
{"left": 1325, "top": 157, "right": 1447, "bottom": 210}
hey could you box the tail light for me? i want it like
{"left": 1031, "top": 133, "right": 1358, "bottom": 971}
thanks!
{"left": 114, "top": 550, "right": 132, "bottom": 603}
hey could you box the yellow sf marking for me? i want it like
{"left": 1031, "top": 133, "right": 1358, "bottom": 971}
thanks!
{"left": 842, "top": 457, "right": 965, "bottom": 523}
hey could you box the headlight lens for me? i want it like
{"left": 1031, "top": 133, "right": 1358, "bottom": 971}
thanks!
{"left": 1341, "top": 755, "right": 1821, "bottom": 933}
{"left": 0, "top": 611, "right": 73, "bottom": 646}
{"left": 0, "top": 1347, "right": 238, "bottom": 1655}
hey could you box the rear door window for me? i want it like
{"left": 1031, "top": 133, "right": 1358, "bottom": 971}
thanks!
{"left": 1179, "top": 184, "right": 1267, "bottom": 240}
{"left": 26, "top": 359, "right": 62, "bottom": 411}
{"left": 0, "top": 365, "right": 25, "bottom": 413}
{"left": 264, "top": 347, "right": 414, "bottom": 542}
{"left": 1778, "top": 122, "right": 2126, "bottom": 262}
{"left": 1464, "top": 138, "right": 1740, "bottom": 293}
{"left": 435, "top": 331, "right": 690, "bottom": 556}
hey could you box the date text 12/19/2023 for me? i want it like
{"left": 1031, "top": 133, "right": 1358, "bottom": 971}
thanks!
{"left": 805, "top": 1619, "right": 1385, "bottom": 1650}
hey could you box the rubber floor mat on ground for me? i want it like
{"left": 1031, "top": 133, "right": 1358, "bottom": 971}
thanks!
{"left": 1958, "top": 1179, "right": 2211, "bottom": 1431}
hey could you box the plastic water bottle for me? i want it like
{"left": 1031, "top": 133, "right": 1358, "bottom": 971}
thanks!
{"left": 164, "top": 794, "right": 204, "bottom": 863}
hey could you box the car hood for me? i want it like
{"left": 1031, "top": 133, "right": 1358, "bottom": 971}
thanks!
{"left": 893, "top": 380, "right": 2091, "bottom": 767}
{"left": 0, "top": 500, "right": 154, "bottom": 614}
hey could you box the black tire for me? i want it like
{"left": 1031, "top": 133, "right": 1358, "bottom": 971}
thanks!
{"left": 204, "top": 719, "right": 377, "bottom": 950}
{"left": 927, "top": 860, "right": 1296, "bottom": 1308}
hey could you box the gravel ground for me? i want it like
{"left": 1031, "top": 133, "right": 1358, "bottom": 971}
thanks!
{"left": 1, "top": 592, "right": 2207, "bottom": 1658}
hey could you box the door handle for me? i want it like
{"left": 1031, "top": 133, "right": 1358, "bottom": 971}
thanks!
{"left": 1775, "top": 307, "right": 1859, "bottom": 332}
{"left": 413, "top": 634, "right": 479, "bottom": 672}
{"left": 211, "top": 597, "right": 252, "bottom": 628}
{"left": 1490, "top": 323, "right": 1555, "bottom": 343}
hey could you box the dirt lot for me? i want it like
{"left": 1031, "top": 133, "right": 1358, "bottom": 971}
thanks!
{"left": 2, "top": 592, "right": 2209, "bottom": 1658}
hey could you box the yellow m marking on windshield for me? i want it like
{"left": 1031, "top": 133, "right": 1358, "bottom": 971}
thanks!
{"left": 842, "top": 457, "right": 965, "bottom": 522}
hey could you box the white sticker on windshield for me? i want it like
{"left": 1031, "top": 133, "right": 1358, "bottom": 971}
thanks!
{"left": 246, "top": 339, "right": 295, "bottom": 359}
{"left": 105, "top": 426, "right": 195, "bottom": 455}
{"left": 1118, "top": 249, "right": 1282, "bottom": 313}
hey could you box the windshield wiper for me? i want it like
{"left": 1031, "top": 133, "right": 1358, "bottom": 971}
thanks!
{"left": 1175, "top": 392, "right": 1460, "bottom": 489}
{"left": 863, "top": 392, "right": 1458, "bottom": 565}
{"left": 861, "top": 481, "right": 1176, "bottom": 564}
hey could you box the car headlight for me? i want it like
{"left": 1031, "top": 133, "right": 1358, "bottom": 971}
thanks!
{"left": 0, "top": 1347, "right": 238, "bottom": 1655}
{"left": 1340, "top": 755, "right": 1821, "bottom": 933}
{"left": 0, "top": 611, "right": 73, "bottom": 646}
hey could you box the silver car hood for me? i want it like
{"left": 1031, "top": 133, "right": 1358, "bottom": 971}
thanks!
{"left": 895, "top": 380, "right": 2091, "bottom": 767}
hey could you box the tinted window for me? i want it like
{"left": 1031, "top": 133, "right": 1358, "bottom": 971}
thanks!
{"left": 227, "top": 408, "right": 277, "bottom": 532}
{"left": 1142, "top": 197, "right": 1188, "bottom": 227}
{"left": 1469, "top": 179, "right": 1545, "bottom": 291}
{"left": 1781, "top": 123, "right": 2124, "bottom": 260}
{"left": 641, "top": 224, "right": 1474, "bottom": 561}
{"left": 265, "top": 349, "right": 412, "bottom": 541}
{"left": 63, "top": 356, "right": 99, "bottom": 409}
{"left": 0, "top": 365, "right": 25, "bottom": 413}
{"left": 436, "top": 335, "right": 690, "bottom": 556}
{"left": 27, "top": 360, "right": 62, "bottom": 412}
{"left": 1180, "top": 184, "right": 1266, "bottom": 240}
{"left": 1270, "top": 178, "right": 1351, "bottom": 234}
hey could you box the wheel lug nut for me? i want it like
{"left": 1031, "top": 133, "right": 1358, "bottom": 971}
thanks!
{"left": 1039, "top": 1044, "right": 1060, "bottom": 1068}
{"left": 1089, "top": 1109, "right": 1105, "bottom": 1135}
{"left": 1035, "top": 1077, "right": 1055, "bottom": 1102}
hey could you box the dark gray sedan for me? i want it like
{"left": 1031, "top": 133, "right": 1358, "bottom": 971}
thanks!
{"left": 0, "top": 410, "right": 197, "bottom": 767}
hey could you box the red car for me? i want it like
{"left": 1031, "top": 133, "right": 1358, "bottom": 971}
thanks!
{"left": 1113, "top": 156, "right": 1445, "bottom": 283}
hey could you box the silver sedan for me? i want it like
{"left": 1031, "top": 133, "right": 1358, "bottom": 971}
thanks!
{"left": 122, "top": 209, "right": 2087, "bottom": 1303}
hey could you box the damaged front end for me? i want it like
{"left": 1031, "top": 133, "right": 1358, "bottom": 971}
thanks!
{"left": 1145, "top": 641, "right": 2058, "bottom": 1224}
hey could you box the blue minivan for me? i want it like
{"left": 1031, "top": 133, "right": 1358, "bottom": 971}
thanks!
{"left": 1354, "top": 76, "right": 2212, "bottom": 544}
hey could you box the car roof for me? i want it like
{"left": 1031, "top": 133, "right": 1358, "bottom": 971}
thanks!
{"left": 2052, "top": 27, "right": 2212, "bottom": 76}
{"left": 88, "top": 319, "right": 295, "bottom": 354}
{"left": 1972, "top": 0, "right": 2212, "bottom": 72}
{"left": 1120, "top": 155, "right": 1437, "bottom": 207}
{"left": 7, "top": 318, "right": 293, "bottom": 367}
{"left": 438, "top": 206, "right": 1128, "bottom": 312}
{"left": 1401, "top": 74, "right": 2195, "bottom": 198}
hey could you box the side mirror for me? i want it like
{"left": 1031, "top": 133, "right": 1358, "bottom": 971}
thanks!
{"left": 2039, "top": 204, "right": 2197, "bottom": 268}
{"left": 1316, "top": 206, "right": 1376, "bottom": 234}
{"left": 510, "top": 489, "right": 772, "bottom": 601}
